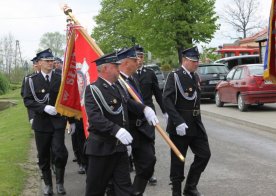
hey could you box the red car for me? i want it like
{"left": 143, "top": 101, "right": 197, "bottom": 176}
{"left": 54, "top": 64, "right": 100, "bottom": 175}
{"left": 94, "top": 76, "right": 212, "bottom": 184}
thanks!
{"left": 215, "top": 64, "right": 276, "bottom": 111}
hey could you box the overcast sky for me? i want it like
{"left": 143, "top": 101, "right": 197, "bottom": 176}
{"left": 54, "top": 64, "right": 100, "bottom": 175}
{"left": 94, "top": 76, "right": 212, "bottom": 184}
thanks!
{"left": 0, "top": 0, "right": 271, "bottom": 61}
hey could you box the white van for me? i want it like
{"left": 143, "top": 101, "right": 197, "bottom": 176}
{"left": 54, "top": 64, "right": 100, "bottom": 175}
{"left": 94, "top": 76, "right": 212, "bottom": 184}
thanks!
{"left": 214, "top": 55, "right": 260, "bottom": 70}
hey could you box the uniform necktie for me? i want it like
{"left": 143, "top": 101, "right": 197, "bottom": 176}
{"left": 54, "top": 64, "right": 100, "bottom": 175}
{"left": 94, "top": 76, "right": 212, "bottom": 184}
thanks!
{"left": 137, "top": 70, "right": 141, "bottom": 76}
{"left": 190, "top": 72, "right": 196, "bottom": 82}
{"left": 45, "top": 75, "right": 50, "bottom": 85}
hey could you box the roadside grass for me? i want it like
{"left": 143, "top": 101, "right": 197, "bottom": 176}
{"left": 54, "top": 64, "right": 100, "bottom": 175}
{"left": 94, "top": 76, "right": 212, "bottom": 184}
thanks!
{"left": 0, "top": 88, "right": 33, "bottom": 195}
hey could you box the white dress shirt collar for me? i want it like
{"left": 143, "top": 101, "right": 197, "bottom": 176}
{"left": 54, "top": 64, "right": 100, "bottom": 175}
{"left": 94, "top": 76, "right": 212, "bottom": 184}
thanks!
{"left": 41, "top": 70, "right": 53, "bottom": 81}
{"left": 182, "top": 65, "right": 192, "bottom": 79}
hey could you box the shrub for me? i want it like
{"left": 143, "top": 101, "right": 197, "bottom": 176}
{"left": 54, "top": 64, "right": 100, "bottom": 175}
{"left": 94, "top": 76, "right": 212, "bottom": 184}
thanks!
{"left": 161, "top": 64, "right": 172, "bottom": 72}
{"left": 0, "top": 73, "right": 9, "bottom": 95}
{"left": 10, "top": 83, "right": 21, "bottom": 91}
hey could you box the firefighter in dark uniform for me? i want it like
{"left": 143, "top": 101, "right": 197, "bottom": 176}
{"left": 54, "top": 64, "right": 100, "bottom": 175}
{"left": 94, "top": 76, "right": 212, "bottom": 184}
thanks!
{"left": 53, "top": 57, "right": 63, "bottom": 75}
{"left": 133, "top": 45, "right": 167, "bottom": 185}
{"left": 84, "top": 52, "right": 150, "bottom": 196}
{"left": 21, "top": 56, "right": 40, "bottom": 124}
{"left": 68, "top": 118, "right": 87, "bottom": 174}
{"left": 117, "top": 47, "right": 159, "bottom": 196}
{"left": 163, "top": 46, "right": 211, "bottom": 196}
{"left": 23, "top": 48, "right": 68, "bottom": 195}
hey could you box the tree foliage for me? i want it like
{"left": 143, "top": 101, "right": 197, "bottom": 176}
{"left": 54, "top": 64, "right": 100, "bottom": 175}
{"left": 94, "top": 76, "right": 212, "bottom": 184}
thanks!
{"left": 38, "top": 32, "right": 66, "bottom": 57}
{"left": 221, "top": 0, "right": 262, "bottom": 38}
{"left": 200, "top": 46, "right": 222, "bottom": 63}
{"left": 92, "top": 0, "right": 219, "bottom": 63}
{"left": 0, "top": 72, "right": 9, "bottom": 95}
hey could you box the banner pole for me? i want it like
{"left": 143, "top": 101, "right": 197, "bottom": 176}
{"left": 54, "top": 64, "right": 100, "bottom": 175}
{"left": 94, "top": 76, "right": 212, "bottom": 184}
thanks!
{"left": 62, "top": 4, "right": 104, "bottom": 56}
{"left": 119, "top": 76, "right": 185, "bottom": 162}
{"left": 60, "top": 4, "right": 184, "bottom": 162}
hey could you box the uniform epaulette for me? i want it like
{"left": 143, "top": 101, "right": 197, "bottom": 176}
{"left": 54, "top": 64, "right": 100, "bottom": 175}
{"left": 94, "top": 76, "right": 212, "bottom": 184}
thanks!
{"left": 29, "top": 73, "right": 38, "bottom": 78}
{"left": 54, "top": 71, "right": 62, "bottom": 76}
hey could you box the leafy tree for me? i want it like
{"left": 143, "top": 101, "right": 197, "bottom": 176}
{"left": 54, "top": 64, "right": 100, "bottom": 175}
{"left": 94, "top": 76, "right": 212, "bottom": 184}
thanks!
{"left": 92, "top": 0, "right": 219, "bottom": 63}
{"left": 0, "top": 72, "right": 9, "bottom": 95}
{"left": 0, "top": 34, "right": 15, "bottom": 77}
{"left": 200, "top": 46, "right": 222, "bottom": 63}
{"left": 221, "top": 0, "right": 263, "bottom": 38}
{"left": 38, "top": 32, "right": 66, "bottom": 57}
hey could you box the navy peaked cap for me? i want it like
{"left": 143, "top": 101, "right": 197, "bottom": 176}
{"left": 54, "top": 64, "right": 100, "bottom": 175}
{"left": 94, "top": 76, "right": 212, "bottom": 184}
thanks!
{"left": 117, "top": 46, "right": 138, "bottom": 61}
{"left": 94, "top": 52, "right": 120, "bottom": 66}
{"left": 54, "top": 57, "right": 63, "bottom": 63}
{"left": 182, "top": 46, "right": 200, "bottom": 62}
{"left": 135, "top": 45, "right": 144, "bottom": 54}
{"left": 31, "top": 56, "right": 38, "bottom": 63}
{"left": 36, "top": 48, "right": 54, "bottom": 61}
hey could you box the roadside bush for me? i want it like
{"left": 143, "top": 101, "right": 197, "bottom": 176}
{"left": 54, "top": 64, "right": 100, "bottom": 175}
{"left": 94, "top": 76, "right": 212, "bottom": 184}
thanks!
{"left": 161, "top": 64, "right": 172, "bottom": 72}
{"left": 10, "top": 83, "right": 21, "bottom": 91}
{"left": 0, "top": 72, "right": 9, "bottom": 95}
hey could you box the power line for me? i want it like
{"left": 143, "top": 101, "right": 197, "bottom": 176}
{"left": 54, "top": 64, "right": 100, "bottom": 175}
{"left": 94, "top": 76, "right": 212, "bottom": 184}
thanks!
{"left": 0, "top": 11, "right": 98, "bottom": 20}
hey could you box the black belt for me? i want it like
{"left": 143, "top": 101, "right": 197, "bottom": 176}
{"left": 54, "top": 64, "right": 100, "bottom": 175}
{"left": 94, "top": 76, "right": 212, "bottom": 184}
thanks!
{"left": 178, "top": 109, "right": 200, "bottom": 116}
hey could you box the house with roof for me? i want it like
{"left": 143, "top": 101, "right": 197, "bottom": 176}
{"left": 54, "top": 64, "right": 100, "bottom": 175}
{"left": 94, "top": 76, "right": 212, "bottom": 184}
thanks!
{"left": 217, "top": 29, "right": 268, "bottom": 62}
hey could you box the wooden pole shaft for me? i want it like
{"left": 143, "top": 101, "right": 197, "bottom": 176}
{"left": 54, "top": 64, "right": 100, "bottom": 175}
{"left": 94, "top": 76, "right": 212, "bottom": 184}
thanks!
{"left": 119, "top": 76, "right": 185, "bottom": 162}
{"left": 61, "top": 4, "right": 184, "bottom": 162}
{"left": 62, "top": 4, "right": 104, "bottom": 56}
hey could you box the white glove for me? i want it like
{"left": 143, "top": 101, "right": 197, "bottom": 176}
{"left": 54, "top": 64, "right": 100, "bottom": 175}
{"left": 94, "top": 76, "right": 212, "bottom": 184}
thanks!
{"left": 176, "top": 123, "right": 188, "bottom": 136}
{"left": 143, "top": 106, "right": 159, "bottom": 126}
{"left": 29, "top": 119, "right": 33, "bottom": 125}
{"left": 44, "top": 105, "right": 57, "bottom": 115}
{"left": 115, "top": 128, "right": 133, "bottom": 145}
{"left": 126, "top": 145, "right": 132, "bottom": 156}
{"left": 68, "top": 123, "right": 76, "bottom": 135}
{"left": 163, "top": 113, "right": 168, "bottom": 123}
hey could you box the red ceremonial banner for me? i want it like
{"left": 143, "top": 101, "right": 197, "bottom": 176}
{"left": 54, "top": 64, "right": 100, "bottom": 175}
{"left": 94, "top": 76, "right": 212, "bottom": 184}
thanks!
{"left": 264, "top": 0, "right": 276, "bottom": 83}
{"left": 56, "top": 25, "right": 103, "bottom": 137}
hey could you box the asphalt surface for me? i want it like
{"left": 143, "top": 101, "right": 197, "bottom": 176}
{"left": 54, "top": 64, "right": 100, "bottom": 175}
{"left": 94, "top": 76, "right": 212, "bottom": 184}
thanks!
{"left": 35, "top": 99, "right": 276, "bottom": 195}
{"left": 200, "top": 99, "right": 276, "bottom": 134}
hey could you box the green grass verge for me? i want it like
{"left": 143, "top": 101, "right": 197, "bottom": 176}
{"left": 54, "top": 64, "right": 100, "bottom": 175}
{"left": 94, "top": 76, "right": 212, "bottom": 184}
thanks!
{"left": 0, "top": 88, "right": 33, "bottom": 195}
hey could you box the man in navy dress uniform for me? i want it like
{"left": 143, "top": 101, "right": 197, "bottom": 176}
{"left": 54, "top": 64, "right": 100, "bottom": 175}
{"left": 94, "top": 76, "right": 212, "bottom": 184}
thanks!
{"left": 24, "top": 48, "right": 68, "bottom": 195}
{"left": 84, "top": 51, "right": 157, "bottom": 196}
{"left": 133, "top": 45, "right": 167, "bottom": 185}
{"left": 21, "top": 56, "right": 40, "bottom": 124}
{"left": 117, "top": 47, "right": 159, "bottom": 196}
{"left": 163, "top": 46, "right": 211, "bottom": 196}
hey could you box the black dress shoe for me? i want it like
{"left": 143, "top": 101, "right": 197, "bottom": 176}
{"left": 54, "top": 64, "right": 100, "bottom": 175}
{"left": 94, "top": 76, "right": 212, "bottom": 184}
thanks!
{"left": 43, "top": 185, "right": 53, "bottom": 195}
{"left": 56, "top": 184, "right": 66, "bottom": 195}
{"left": 183, "top": 188, "right": 203, "bottom": 196}
{"left": 148, "top": 176, "right": 157, "bottom": 185}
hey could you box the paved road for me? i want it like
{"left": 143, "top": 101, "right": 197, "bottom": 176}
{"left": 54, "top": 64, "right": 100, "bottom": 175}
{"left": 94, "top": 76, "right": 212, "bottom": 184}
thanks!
{"left": 38, "top": 100, "right": 276, "bottom": 195}
{"left": 200, "top": 99, "right": 276, "bottom": 133}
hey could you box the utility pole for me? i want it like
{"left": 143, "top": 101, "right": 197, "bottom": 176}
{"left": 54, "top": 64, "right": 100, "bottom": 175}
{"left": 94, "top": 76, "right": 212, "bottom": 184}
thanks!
{"left": 14, "top": 40, "right": 24, "bottom": 68}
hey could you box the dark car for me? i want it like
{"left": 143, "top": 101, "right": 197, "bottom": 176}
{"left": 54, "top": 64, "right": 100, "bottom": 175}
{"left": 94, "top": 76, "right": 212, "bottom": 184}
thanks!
{"left": 214, "top": 55, "right": 260, "bottom": 70}
{"left": 144, "top": 64, "right": 165, "bottom": 90}
{"left": 215, "top": 64, "right": 276, "bottom": 111}
{"left": 196, "top": 63, "right": 229, "bottom": 99}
